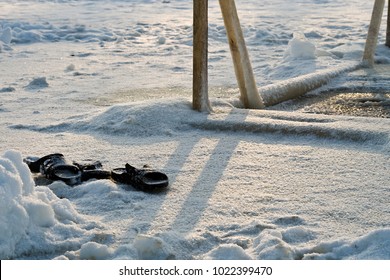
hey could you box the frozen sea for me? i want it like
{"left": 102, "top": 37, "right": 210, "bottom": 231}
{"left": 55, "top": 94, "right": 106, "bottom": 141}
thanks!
{"left": 1, "top": 0, "right": 390, "bottom": 260}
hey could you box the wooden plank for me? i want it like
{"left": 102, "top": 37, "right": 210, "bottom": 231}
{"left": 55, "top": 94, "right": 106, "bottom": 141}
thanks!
{"left": 363, "top": 0, "right": 385, "bottom": 66}
{"left": 219, "top": 0, "right": 264, "bottom": 109}
{"left": 193, "top": 0, "right": 212, "bottom": 112}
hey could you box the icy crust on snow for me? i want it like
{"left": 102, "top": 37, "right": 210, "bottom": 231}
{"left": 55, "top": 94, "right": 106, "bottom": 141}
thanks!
{"left": 10, "top": 99, "right": 390, "bottom": 145}
{"left": 1, "top": 151, "right": 389, "bottom": 260}
{"left": 1, "top": 0, "right": 386, "bottom": 88}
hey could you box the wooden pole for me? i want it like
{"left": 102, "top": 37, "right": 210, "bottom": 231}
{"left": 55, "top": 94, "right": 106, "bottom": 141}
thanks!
{"left": 193, "top": 0, "right": 212, "bottom": 112}
{"left": 363, "top": 0, "right": 385, "bottom": 66}
{"left": 261, "top": 64, "right": 361, "bottom": 106}
{"left": 386, "top": 0, "right": 390, "bottom": 47}
{"left": 219, "top": 0, "right": 265, "bottom": 109}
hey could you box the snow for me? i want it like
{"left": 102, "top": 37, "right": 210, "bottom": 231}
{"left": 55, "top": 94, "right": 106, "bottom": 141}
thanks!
{"left": 285, "top": 33, "right": 317, "bottom": 60}
{"left": 0, "top": 0, "right": 390, "bottom": 260}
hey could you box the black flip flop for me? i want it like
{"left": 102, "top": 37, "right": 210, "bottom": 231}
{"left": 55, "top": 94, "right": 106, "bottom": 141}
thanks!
{"left": 111, "top": 163, "right": 169, "bottom": 192}
{"left": 24, "top": 154, "right": 108, "bottom": 186}
{"left": 38, "top": 154, "right": 82, "bottom": 186}
{"left": 74, "top": 161, "right": 112, "bottom": 181}
{"left": 24, "top": 153, "right": 64, "bottom": 173}
{"left": 25, "top": 155, "right": 169, "bottom": 190}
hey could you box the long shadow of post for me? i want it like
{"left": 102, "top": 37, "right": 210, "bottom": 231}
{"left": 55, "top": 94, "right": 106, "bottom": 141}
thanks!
{"left": 118, "top": 134, "right": 202, "bottom": 240}
{"left": 118, "top": 107, "right": 248, "bottom": 240}
{"left": 169, "top": 108, "right": 248, "bottom": 233}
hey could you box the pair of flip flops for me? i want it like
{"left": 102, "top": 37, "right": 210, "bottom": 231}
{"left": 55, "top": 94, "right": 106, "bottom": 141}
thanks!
{"left": 24, "top": 153, "right": 169, "bottom": 192}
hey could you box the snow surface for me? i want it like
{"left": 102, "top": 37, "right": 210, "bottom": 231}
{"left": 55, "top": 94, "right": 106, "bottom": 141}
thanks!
{"left": 1, "top": 0, "right": 390, "bottom": 260}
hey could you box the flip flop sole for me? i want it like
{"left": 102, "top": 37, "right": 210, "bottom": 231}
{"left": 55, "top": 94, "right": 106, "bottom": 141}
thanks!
{"left": 81, "top": 170, "right": 111, "bottom": 181}
{"left": 50, "top": 165, "right": 82, "bottom": 186}
{"left": 111, "top": 167, "right": 169, "bottom": 192}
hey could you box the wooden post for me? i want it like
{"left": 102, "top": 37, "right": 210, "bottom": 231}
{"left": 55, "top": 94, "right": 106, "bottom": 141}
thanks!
{"left": 219, "top": 0, "right": 265, "bottom": 109}
{"left": 386, "top": 0, "right": 390, "bottom": 47}
{"left": 261, "top": 64, "right": 361, "bottom": 106}
{"left": 193, "top": 0, "right": 212, "bottom": 112}
{"left": 363, "top": 0, "right": 385, "bottom": 66}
